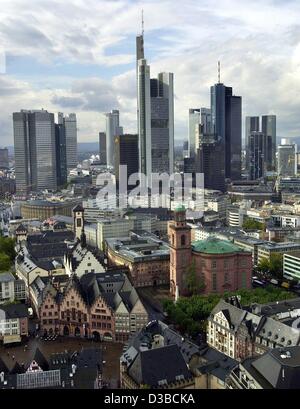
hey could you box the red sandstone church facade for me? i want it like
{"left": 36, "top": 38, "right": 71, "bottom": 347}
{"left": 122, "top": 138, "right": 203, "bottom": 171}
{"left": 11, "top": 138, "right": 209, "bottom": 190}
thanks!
{"left": 168, "top": 207, "right": 252, "bottom": 297}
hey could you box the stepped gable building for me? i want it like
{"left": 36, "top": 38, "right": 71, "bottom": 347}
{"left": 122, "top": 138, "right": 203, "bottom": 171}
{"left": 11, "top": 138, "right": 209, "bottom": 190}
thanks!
{"left": 30, "top": 271, "right": 148, "bottom": 342}
{"left": 168, "top": 206, "right": 252, "bottom": 297}
{"left": 207, "top": 297, "right": 300, "bottom": 361}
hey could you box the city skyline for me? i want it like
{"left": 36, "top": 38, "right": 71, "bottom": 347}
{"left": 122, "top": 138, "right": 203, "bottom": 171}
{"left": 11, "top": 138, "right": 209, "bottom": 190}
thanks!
{"left": 1, "top": 0, "right": 300, "bottom": 146}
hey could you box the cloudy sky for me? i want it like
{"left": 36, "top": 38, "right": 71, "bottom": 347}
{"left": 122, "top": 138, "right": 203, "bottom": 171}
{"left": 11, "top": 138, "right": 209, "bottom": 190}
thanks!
{"left": 1, "top": 0, "right": 300, "bottom": 147}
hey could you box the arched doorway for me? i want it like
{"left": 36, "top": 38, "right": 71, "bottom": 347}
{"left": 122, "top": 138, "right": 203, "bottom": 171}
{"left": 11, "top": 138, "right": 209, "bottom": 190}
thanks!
{"left": 92, "top": 331, "right": 101, "bottom": 342}
{"left": 103, "top": 332, "right": 112, "bottom": 341}
{"left": 74, "top": 327, "right": 81, "bottom": 337}
{"left": 49, "top": 328, "right": 53, "bottom": 335}
{"left": 63, "top": 326, "right": 69, "bottom": 336}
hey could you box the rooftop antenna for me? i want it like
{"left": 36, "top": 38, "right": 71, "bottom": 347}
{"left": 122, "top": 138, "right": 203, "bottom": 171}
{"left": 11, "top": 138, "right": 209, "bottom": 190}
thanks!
{"left": 142, "top": 9, "right": 144, "bottom": 36}
{"left": 218, "top": 61, "right": 221, "bottom": 84}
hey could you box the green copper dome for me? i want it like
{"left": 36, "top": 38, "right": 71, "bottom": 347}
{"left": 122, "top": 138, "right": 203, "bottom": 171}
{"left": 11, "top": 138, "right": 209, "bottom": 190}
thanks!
{"left": 174, "top": 204, "right": 186, "bottom": 212}
{"left": 192, "top": 237, "right": 244, "bottom": 254}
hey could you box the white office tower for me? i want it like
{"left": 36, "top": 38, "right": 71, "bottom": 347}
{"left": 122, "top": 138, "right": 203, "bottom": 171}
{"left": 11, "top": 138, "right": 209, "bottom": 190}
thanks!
{"left": 188, "top": 108, "right": 211, "bottom": 157}
{"left": 64, "top": 113, "right": 78, "bottom": 171}
{"left": 105, "top": 110, "right": 123, "bottom": 168}
{"left": 13, "top": 109, "right": 57, "bottom": 194}
{"left": 277, "top": 138, "right": 297, "bottom": 177}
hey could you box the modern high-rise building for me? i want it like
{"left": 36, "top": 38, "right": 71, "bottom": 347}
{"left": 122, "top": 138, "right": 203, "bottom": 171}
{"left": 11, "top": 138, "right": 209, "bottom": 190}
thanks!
{"left": 0, "top": 148, "right": 9, "bottom": 169}
{"left": 225, "top": 94, "right": 242, "bottom": 180}
{"left": 13, "top": 109, "right": 57, "bottom": 194}
{"left": 99, "top": 132, "right": 107, "bottom": 165}
{"left": 55, "top": 119, "right": 67, "bottom": 187}
{"left": 188, "top": 109, "right": 200, "bottom": 158}
{"left": 195, "top": 131, "right": 225, "bottom": 192}
{"left": 248, "top": 131, "right": 269, "bottom": 180}
{"left": 210, "top": 83, "right": 242, "bottom": 180}
{"left": 188, "top": 108, "right": 211, "bottom": 158}
{"left": 277, "top": 139, "right": 297, "bottom": 177}
{"left": 245, "top": 116, "right": 260, "bottom": 170}
{"left": 63, "top": 113, "right": 78, "bottom": 172}
{"left": 105, "top": 110, "right": 123, "bottom": 168}
{"left": 136, "top": 32, "right": 174, "bottom": 179}
{"left": 115, "top": 134, "right": 139, "bottom": 190}
{"left": 262, "top": 115, "right": 276, "bottom": 171}
{"left": 150, "top": 72, "right": 174, "bottom": 174}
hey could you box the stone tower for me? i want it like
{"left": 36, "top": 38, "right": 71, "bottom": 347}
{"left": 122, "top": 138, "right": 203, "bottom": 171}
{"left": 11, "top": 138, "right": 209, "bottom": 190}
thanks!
{"left": 73, "top": 204, "right": 84, "bottom": 240}
{"left": 168, "top": 205, "right": 191, "bottom": 297}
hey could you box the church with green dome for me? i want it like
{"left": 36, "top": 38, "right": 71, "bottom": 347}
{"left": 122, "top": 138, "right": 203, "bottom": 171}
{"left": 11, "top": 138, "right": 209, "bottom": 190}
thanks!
{"left": 168, "top": 209, "right": 253, "bottom": 297}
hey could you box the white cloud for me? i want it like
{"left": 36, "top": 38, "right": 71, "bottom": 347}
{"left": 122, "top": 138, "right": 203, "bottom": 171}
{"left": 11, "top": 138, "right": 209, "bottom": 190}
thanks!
{"left": 1, "top": 0, "right": 300, "bottom": 146}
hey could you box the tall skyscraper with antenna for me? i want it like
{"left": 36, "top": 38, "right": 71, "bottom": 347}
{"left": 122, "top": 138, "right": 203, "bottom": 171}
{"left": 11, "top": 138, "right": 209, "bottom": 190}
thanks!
{"left": 136, "top": 12, "right": 174, "bottom": 179}
{"left": 210, "top": 62, "right": 242, "bottom": 180}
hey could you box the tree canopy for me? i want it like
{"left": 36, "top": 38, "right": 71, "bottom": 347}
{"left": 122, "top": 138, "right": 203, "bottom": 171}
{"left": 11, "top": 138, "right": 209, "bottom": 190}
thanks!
{"left": 163, "top": 286, "right": 294, "bottom": 338}
{"left": 242, "top": 218, "right": 265, "bottom": 231}
{"left": 257, "top": 253, "right": 283, "bottom": 279}
{"left": 0, "top": 237, "right": 15, "bottom": 272}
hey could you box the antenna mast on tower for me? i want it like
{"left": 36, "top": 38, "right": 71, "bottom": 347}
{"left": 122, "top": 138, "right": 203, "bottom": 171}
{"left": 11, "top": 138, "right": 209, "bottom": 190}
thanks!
{"left": 142, "top": 9, "right": 144, "bottom": 36}
{"left": 218, "top": 61, "right": 221, "bottom": 83}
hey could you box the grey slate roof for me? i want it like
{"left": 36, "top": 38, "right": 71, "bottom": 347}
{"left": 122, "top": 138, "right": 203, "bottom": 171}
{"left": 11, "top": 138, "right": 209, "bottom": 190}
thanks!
{"left": 0, "top": 303, "right": 28, "bottom": 319}
{"left": 0, "top": 272, "right": 15, "bottom": 283}
{"left": 246, "top": 346, "right": 300, "bottom": 389}
{"left": 127, "top": 344, "right": 193, "bottom": 387}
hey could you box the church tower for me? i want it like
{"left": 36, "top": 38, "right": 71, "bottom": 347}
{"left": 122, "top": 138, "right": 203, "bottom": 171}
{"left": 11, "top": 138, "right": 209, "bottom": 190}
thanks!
{"left": 168, "top": 205, "right": 191, "bottom": 297}
{"left": 73, "top": 204, "right": 84, "bottom": 240}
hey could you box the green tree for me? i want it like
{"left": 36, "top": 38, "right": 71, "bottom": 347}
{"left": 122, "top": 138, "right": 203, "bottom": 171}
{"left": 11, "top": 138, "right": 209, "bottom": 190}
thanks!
{"left": 257, "top": 254, "right": 283, "bottom": 279}
{"left": 185, "top": 260, "right": 205, "bottom": 296}
{"left": 257, "top": 257, "right": 270, "bottom": 273}
{"left": 0, "top": 237, "right": 16, "bottom": 262}
{"left": 0, "top": 253, "right": 11, "bottom": 272}
{"left": 269, "top": 253, "right": 283, "bottom": 279}
{"left": 163, "top": 286, "right": 294, "bottom": 338}
{"left": 242, "top": 218, "right": 265, "bottom": 231}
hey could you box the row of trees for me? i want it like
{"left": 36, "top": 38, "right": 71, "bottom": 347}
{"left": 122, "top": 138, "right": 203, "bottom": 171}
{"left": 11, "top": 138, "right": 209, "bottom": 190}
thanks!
{"left": 0, "top": 237, "right": 15, "bottom": 273}
{"left": 257, "top": 253, "right": 283, "bottom": 279}
{"left": 163, "top": 286, "right": 294, "bottom": 338}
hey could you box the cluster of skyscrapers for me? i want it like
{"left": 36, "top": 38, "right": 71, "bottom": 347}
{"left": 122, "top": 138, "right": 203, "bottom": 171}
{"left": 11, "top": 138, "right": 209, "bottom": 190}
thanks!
{"left": 186, "top": 74, "right": 242, "bottom": 192}
{"left": 99, "top": 30, "right": 174, "bottom": 187}
{"left": 13, "top": 110, "right": 77, "bottom": 195}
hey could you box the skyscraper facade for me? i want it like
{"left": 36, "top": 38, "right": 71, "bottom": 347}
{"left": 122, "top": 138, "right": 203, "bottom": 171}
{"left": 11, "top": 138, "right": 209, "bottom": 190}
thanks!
{"left": 188, "top": 109, "right": 200, "bottom": 158}
{"left": 13, "top": 109, "right": 57, "bottom": 194}
{"left": 248, "top": 131, "right": 268, "bottom": 180}
{"left": 64, "top": 113, "right": 78, "bottom": 172}
{"left": 195, "top": 133, "right": 225, "bottom": 192}
{"left": 225, "top": 94, "right": 242, "bottom": 180}
{"left": 0, "top": 148, "right": 9, "bottom": 169}
{"left": 262, "top": 115, "right": 276, "bottom": 171}
{"left": 99, "top": 132, "right": 107, "bottom": 165}
{"left": 277, "top": 139, "right": 297, "bottom": 177}
{"left": 150, "top": 72, "right": 174, "bottom": 175}
{"left": 55, "top": 120, "right": 67, "bottom": 187}
{"left": 245, "top": 116, "right": 260, "bottom": 170}
{"left": 210, "top": 83, "right": 242, "bottom": 180}
{"left": 115, "top": 134, "right": 139, "bottom": 190}
{"left": 105, "top": 110, "right": 123, "bottom": 168}
{"left": 136, "top": 33, "right": 174, "bottom": 179}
